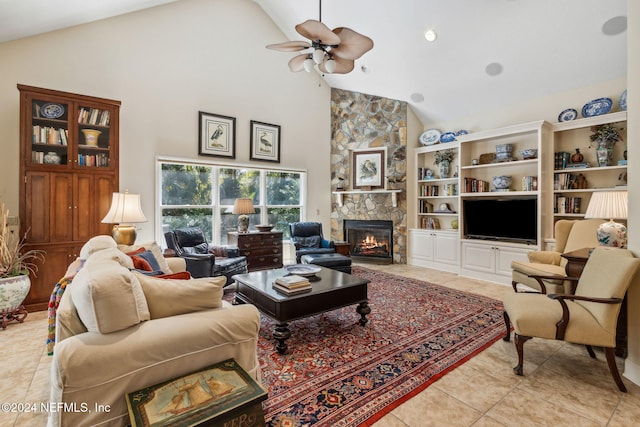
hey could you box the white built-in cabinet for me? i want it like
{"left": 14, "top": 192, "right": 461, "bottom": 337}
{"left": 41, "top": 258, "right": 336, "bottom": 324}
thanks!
{"left": 408, "top": 229, "right": 459, "bottom": 273}
{"left": 410, "top": 113, "right": 629, "bottom": 285}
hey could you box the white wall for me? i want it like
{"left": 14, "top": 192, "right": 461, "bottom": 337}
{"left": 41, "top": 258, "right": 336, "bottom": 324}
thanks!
{"left": 0, "top": 0, "right": 332, "bottom": 242}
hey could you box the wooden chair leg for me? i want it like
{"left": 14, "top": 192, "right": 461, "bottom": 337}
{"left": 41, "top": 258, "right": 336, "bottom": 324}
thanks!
{"left": 585, "top": 345, "right": 596, "bottom": 358}
{"left": 503, "top": 311, "right": 511, "bottom": 342}
{"left": 513, "top": 333, "right": 531, "bottom": 376}
{"left": 605, "top": 347, "right": 627, "bottom": 392}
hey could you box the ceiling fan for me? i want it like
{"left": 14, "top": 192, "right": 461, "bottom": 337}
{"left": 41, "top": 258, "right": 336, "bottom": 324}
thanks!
{"left": 266, "top": 0, "right": 374, "bottom": 74}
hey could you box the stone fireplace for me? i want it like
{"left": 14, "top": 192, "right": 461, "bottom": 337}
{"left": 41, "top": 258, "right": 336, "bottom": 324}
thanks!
{"left": 329, "top": 89, "right": 407, "bottom": 264}
{"left": 344, "top": 220, "right": 393, "bottom": 263}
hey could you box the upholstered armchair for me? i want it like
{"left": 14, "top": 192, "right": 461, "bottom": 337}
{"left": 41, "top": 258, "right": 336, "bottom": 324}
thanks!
{"left": 503, "top": 247, "right": 640, "bottom": 392}
{"left": 164, "top": 227, "right": 247, "bottom": 284}
{"left": 510, "top": 219, "right": 602, "bottom": 294}
{"left": 289, "top": 222, "right": 336, "bottom": 263}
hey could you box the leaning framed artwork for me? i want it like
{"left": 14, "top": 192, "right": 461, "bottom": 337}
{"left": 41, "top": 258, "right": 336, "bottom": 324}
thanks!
{"left": 250, "top": 120, "right": 280, "bottom": 163}
{"left": 352, "top": 148, "right": 386, "bottom": 190}
{"left": 199, "top": 111, "right": 236, "bottom": 158}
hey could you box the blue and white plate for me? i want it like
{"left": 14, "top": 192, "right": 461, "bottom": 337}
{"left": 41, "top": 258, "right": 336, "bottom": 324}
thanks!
{"left": 558, "top": 108, "right": 577, "bottom": 122}
{"left": 439, "top": 132, "right": 456, "bottom": 143}
{"left": 582, "top": 98, "right": 613, "bottom": 118}
{"left": 419, "top": 129, "right": 441, "bottom": 146}
{"left": 619, "top": 89, "right": 627, "bottom": 111}
{"left": 285, "top": 264, "right": 321, "bottom": 277}
{"left": 40, "top": 103, "right": 65, "bottom": 119}
{"left": 455, "top": 129, "right": 468, "bottom": 136}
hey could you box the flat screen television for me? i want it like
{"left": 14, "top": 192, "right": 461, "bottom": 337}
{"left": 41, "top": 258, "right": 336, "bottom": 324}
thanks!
{"left": 463, "top": 198, "right": 537, "bottom": 244}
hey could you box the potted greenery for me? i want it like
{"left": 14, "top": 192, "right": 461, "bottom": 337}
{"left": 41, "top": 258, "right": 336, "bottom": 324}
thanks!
{"left": 589, "top": 124, "right": 624, "bottom": 167}
{"left": 0, "top": 202, "right": 44, "bottom": 329}
{"left": 434, "top": 149, "right": 456, "bottom": 178}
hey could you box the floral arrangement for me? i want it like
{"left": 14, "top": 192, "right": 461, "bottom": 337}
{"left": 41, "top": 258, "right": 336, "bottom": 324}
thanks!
{"left": 0, "top": 202, "right": 44, "bottom": 278}
{"left": 433, "top": 149, "right": 455, "bottom": 165}
{"left": 589, "top": 124, "right": 623, "bottom": 148}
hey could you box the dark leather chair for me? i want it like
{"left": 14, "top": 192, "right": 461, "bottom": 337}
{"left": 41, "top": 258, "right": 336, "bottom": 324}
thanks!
{"left": 289, "top": 222, "right": 335, "bottom": 263}
{"left": 164, "top": 227, "right": 247, "bottom": 284}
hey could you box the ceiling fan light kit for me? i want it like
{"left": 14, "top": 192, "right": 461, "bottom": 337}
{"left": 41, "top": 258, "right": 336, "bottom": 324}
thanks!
{"left": 266, "top": 1, "right": 373, "bottom": 74}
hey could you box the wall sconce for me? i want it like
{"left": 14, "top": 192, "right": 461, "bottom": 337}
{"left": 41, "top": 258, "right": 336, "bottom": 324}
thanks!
{"left": 232, "top": 198, "right": 255, "bottom": 233}
{"left": 101, "top": 191, "right": 147, "bottom": 245}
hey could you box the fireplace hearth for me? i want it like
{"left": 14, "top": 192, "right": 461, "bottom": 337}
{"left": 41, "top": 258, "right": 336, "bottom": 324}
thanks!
{"left": 344, "top": 220, "right": 393, "bottom": 264}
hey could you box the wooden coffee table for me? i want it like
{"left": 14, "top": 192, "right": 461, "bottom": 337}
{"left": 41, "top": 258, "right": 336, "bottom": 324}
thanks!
{"left": 232, "top": 266, "right": 370, "bottom": 354}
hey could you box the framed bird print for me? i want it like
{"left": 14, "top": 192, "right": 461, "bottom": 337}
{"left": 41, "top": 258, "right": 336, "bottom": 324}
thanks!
{"left": 352, "top": 148, "right": 386, "bottom": 190}
{"left": 199, "top": 111, "right": 236, "bottom": 158}
{"left": 250, "top": 120, "right": 280, "bottom": 163}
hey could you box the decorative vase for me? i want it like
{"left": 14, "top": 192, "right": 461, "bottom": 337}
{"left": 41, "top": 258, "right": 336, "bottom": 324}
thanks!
{"left": 439, "top": 160, "right": 450, "bottom": 178}
{"left": 596, "top": 140, "right": 614, "bottom": 167}
{"left": 43, "top": 151, "right": 61, "bottom": 164}
{"left": 451, "top": 219, "right": 459, "bottom": 230}
{"left": 81, "top": 129, "right": 102, "bottom": 146}
{"left": 492, "top": 175, "right": 512, "bottom": 190}
{"left": 0, "top": 275, "right": 31, "bottom": 329}
{"left": 571, "top": 148, "right": 583, "bottom": 163}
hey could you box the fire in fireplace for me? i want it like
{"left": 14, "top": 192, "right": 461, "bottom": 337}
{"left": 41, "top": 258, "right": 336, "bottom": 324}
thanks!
{"left": 344, "top": 219, "right": 393, "bottom": 264}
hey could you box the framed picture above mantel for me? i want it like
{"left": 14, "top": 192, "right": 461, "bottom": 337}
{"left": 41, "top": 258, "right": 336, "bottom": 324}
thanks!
{"left": 351, "top": 148, "right": 386, "bottom": 190}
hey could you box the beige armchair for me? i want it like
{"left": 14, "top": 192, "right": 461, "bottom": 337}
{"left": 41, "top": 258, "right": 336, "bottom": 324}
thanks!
{"left": 503, "top": 247, "right": 640, "bottom": 392}
{"left": 511, "top": 219, "right": 602, "bottom": 294}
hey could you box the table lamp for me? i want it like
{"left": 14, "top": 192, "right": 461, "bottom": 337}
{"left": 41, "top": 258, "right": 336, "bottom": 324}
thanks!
{"left": 101, "top": 191, "right": 147, "bottom": 245}
{"left": 233, "top": 198, "right": 255, "bottom": 233}
{"left": 584, "top": 190, "right": 628, "bottom": 248}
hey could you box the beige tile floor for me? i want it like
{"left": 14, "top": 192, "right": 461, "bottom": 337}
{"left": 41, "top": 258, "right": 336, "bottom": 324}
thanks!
{"left": 2, "top": 263, "right": 640, "bottom": 426}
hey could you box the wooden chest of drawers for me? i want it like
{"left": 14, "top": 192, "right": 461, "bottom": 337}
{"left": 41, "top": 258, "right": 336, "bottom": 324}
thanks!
{"left": 228, "top": 231, "right": 283, "bottom": 272}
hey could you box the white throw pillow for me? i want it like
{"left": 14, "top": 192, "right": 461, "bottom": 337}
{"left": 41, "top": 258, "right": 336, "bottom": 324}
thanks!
{"left": 79, "top": 235, "right": 117, "bottom": 260}
{"left": 71, "top": 259, "right": 150, "bottom": 333}
{"left": 133, "top": 272, "right": 225, "bottom": 319}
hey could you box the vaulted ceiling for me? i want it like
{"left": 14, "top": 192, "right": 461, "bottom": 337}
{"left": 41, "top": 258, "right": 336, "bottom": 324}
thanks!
{"left": 1, "top": 0, "right": 627, "bottom": 125}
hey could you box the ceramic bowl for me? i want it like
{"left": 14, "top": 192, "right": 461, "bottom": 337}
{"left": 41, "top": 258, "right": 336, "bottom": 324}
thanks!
{"left": 255, "top": 224, "right": 274, "bottom": 232}
{"left": 520, "top": 148, "right": 538, "bottom": 159}
{"left": 492, "top": 175, "right": 512, "bottom": 190}
{"left": 495, "top": 144, "right": 513, "bottom": 160}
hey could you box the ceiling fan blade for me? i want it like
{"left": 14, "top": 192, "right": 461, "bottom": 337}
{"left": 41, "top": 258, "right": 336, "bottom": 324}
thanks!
{"left": 288, "top": 54, "right": 309, "bottom": 72}
{"left": 295, "top": 19, "right": 341, "bottom": 45}
{"left": 331, "top": 27, "right": 374, "bottom": 60}
{"left": 318, "top": 56, "right": 354, "bottom": 74}
{"left": 266, "top": 41, "right": 311, "bottom": 52}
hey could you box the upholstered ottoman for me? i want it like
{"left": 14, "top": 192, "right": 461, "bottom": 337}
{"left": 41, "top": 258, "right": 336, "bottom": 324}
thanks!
{"left": 301, "top": 253, "right": 352, "bottom": 274}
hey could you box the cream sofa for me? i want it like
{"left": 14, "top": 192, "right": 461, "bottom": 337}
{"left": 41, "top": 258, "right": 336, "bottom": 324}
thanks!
{"left": 48, "top": 236, "right": 262, "bottom": 427}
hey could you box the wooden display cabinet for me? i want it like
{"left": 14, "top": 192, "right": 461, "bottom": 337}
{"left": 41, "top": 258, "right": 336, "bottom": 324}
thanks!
{"left": 18, "top": 84, "right": 120, "bottom": 311}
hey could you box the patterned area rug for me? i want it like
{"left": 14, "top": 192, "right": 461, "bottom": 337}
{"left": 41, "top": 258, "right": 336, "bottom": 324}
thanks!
{"left": 255, "top": 266, "right": 505, "bottom": 427}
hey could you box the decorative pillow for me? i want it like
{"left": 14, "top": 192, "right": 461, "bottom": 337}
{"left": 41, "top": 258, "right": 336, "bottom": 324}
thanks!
{"left": 79, "top": 235, "right": 117, "bottom": 260}
{"left": 71, "top": 259, "right": 150, "bottom": 333}
{"left": 134, "top": 250, "right": 162, "bottom": 271}
{"left": 118, "top": 241, "right": 173, "bottom": 273}
{"left": 155, "top": 271, "right": 191, "bottom": 280}
{"left": 85, "top": 247, "right": 134, "bottom": 270}
{"left": 133, "top": 272, "right": 225, "bottom": 319}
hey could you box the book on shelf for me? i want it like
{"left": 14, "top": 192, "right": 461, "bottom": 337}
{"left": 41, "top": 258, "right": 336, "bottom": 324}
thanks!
{"left": 274, "top": 275, "right": 310, "bottom": 289}
{"left": 272, "top": 282, "right": 312, "bottom": 295}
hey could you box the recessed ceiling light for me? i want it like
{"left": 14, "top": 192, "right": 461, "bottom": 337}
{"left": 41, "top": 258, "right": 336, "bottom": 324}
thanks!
{"left": 485, "top": 62, "right": 503, "bottom": 76}
{"left": 410, "top": 93, "right": 425, "bottom": 103}
{"left": 602, "top": 16, "right": 627, "bottom": 36}
{"left": 424, "top": 29, "right": 437, "bottom": 42}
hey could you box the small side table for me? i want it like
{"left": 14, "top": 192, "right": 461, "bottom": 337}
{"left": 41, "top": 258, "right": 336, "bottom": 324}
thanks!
{"left": 562, "top": 247, "right": 627, "bottom": 358}
{"left": 333, "top": 241, "right": 351, "bottom": 257}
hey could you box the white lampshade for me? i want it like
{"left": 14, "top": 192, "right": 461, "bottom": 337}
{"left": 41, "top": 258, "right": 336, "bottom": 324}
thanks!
{"left": 312, "top": 48, "right": 325, "bottom": 64}
{"left": 303, "top": 58, "right": 315, "bottom": 72}
{"left": 102, "top": 192, "right": 147, "bottom": 224}
{"left": 584, "top": 190, "right": 628, "bottom": 248}
{"left": 101, "top": 192, "right": 146, "bottom": 245}
{"left": 325, "top": 58, "right": 337, "bottom": 73}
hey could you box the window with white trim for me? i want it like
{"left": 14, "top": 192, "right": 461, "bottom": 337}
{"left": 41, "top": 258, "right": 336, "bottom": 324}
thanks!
{"left": 158, "top": 159, "right": 305, "bottom": 245}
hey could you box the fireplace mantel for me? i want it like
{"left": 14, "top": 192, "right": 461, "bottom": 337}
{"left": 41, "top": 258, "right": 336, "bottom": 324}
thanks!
{"left": 332, "top": 189, "right": 402, "bottom": 208}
